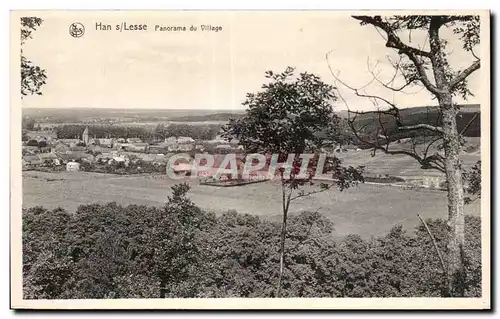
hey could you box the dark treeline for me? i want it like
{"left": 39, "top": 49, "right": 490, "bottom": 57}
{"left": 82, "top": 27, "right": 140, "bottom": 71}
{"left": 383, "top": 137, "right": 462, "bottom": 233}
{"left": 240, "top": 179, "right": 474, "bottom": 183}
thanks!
{"left": 23, "top": 184, "right": 481, "bottom": 299}
{"left": 168, "top": 113, "right": 244, "bottom": 122}
{"left": 354, "top": 110, "right": 481, "bottom": 145}
{"left": 53, "top": 124, "right": 222, "bottom": 141}
{"left": 154, "top": 124, "right": 221, "bottom": 141}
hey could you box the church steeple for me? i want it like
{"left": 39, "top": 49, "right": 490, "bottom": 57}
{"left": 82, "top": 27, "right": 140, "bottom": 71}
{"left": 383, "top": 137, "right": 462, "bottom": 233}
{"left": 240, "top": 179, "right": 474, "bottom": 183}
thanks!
{"left": 82, "top": 126, "right": 89, "bottom": 145}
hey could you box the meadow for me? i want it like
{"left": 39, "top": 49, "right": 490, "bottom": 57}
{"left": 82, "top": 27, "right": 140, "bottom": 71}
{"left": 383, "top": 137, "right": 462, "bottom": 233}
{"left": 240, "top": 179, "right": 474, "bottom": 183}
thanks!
{"left": 22, "top": 170, "right": 480, "bottom": 237}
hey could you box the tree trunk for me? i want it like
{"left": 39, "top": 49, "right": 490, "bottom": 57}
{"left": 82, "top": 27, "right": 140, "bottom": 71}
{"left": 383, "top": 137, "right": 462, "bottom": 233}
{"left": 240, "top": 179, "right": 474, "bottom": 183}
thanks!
{"left": 440, "top": 95, "right": 466, "bottom": 297}
{"left": 160, "top": 279, "right": 167, "bottom": 298}
{"left": 276, "top": 182, "right": 291, "bottom": 297}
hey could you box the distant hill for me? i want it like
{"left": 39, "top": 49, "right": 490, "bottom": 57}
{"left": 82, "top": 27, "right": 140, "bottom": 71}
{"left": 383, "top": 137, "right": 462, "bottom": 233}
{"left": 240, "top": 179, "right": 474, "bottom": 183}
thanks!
{"left": 21, "top": 108, "right": 245, "bottom": 124}
{"left": 341, "top": 104, "right": 480, "bottom": 144}
{"left": 168, "top": 112, "right": 245, "bottom": 122}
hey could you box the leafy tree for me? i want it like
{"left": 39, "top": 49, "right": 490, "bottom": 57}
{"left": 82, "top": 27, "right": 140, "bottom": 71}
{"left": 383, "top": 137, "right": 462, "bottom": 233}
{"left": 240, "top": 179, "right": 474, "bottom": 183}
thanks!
{"left": 22, "top": 117, "right": 36, "bottom": 130}
{"left": 22, "top": 201, "right": 481, "bottom": 299}
{"left": 21, "top": 17, "right": 47, "bottom": 97}
{"left": 223, "top": 67, "right": 364, "bottom": 296}
{"left": 464, "top": 160, "right": 481, "bottom": 204}
{"left": 329, "top": 15, "right": 481, "bottom": 296}
{"left": 37, "top": 140, "right": 47, "bottom": 148}
{"left": 150, "top": 183, "right": 207, "bottom": 298}
{"left": 26, "top": 139, "right": 39, "bottom": 147}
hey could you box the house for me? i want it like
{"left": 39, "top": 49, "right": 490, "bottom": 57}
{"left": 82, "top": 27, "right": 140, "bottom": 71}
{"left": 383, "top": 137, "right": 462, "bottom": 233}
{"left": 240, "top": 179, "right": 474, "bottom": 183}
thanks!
{"left": 178, "top": 144, "right": 194, "bottom": 152}
{"left": 52, "top": 142, "right": 70, "bottom": 153}
{"left": 88, "top": 145, "right": 107, "bottom": 154}
{"left": 59, "top": 139, "right": 82, "bottom": 147}
{"left": 70, "top": 146, "right": 86, "bottom": 152}
{"left": 164, "top": 137, "right": 177, "bottom": 145}
{"left": 66, "top": 161, "right": 80, "bottom": 172}
{"left": 168, "top": 144, "right": 179, "bottom": 152}
{"left": 38, "top": 153, "right": 57, "bottom": 160}
{"left": 149, "top": 144, "right": 168, "bottom": 154}
{"left": 109, "top": 154, "right": 130, "bottom": 166}
{"left": 59, "top": 152, "right": 94, "bottom": 163}
{"left": 177, "top": 136, "right": 195, "bottom": 144}
{"left": 172, "top": 163, "right": 194, "bottom": 174}
{"left": 39, "top": 153, "right": 59, "bottom": 165}
{"left": 22, "top": 145, "right": 39, "bottom": 153}
{"left": 127, "top": 137, "right": 143, "bottom": 144}
{"left": 98, "top": 138, "right": 114, "bottom": 148}
{"left": 22, "top": 155, "right": 43, "bottom": 167}
{"left": 128, "top": 143, "right": 149, "bottom": 152}
{"left": 96, "top": 152, "right": 114, "bottom": 163}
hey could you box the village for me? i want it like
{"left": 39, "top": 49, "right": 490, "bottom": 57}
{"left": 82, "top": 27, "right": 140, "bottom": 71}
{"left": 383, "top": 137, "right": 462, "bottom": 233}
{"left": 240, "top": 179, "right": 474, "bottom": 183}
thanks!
{"left": 21, "top": 125, "right": 246, "bottom": 175}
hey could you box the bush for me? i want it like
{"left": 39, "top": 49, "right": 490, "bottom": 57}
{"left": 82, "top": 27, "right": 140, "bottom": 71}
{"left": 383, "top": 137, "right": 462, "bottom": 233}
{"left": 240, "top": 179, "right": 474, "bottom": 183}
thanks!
{"left": 22, "top": 189, "right": 482, "bottom": 299}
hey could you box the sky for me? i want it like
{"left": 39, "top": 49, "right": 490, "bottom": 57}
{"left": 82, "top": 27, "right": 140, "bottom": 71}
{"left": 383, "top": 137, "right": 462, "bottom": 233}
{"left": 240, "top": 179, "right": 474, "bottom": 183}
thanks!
{"left": 19, "top": 11, "right": 481, "bottom": 111}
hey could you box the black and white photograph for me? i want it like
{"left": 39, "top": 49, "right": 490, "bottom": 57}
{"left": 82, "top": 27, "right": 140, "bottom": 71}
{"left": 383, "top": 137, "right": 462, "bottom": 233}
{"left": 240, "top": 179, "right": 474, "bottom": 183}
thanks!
{"left": 10, "top": 10, "right": 490, "bottom": 309}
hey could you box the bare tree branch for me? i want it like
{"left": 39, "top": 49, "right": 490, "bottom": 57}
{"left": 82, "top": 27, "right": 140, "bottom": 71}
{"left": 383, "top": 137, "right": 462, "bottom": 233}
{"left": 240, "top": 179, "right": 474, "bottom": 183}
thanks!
{"left": 290, "top": 187, "right": 330, "bottom": 202}
{"left": 459, "top": 112, "right": 479, "bottom": 136}
{"left": 398, "top": 124, "right": 444, "bottom": 134}
{"left": 417, "top": 214, "right": 447, "bottom": 275}
{"left": 449, "top": 60, "right": 481, "bottom": 89}
{"left": 352, "top": 15, "right": 446, "bottom": 96}
{"left": 352, "top": 16, "right": 432, "bottom": 58}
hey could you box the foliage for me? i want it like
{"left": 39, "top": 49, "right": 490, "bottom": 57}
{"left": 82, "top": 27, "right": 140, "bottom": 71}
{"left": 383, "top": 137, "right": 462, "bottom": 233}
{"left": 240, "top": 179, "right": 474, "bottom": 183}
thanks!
{"left": 22, "top": 117, "right": 36, "bottom": 130}
{"left": 54, "top": 123, "right": 221, "bottom": 141}
{"left": 168, "top": 112, "right": 244, "bottom": 122}
{"left": 352, "top": 107, "right": 481, "bottom": 145}
{"left": 222, "top": 67, "right": 365, "bottom": 295}
{"left": 155, "top": 123, "right": 221, "bottom": 140}
{"left": 464, "top": 160, "right": 481, "bottom": 204}
{"left": 23, "top": 186, "right": 481, "bottom": 299}
{"left": 21, "top": 17, "right": 47, "bottom": 97}
{"left": 224, "top": 67, "right": 344, "bottom": 153}
{"left": 26, "top": 139, "right": 39, "bottom": 147}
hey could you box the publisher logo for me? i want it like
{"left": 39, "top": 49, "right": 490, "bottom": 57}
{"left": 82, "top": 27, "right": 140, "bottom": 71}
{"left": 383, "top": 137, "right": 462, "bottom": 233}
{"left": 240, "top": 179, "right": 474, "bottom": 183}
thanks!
{"left": 69, "top": 22, "right": 85, "bottom": 38}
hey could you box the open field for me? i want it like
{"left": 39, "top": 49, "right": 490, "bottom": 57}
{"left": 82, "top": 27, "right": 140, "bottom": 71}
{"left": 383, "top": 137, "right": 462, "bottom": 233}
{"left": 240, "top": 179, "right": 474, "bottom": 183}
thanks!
{"left": 336, "top": 140, "right": 480, "bottom": 179}
{"left": 22, "top": 171, "right": 480, "bottom": 237}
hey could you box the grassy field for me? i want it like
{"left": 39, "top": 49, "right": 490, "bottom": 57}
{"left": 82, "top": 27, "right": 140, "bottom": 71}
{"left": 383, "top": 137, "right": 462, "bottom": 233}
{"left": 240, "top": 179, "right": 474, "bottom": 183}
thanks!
{"left": 22, "top": 171, "right": 480, "bottom": 237}
{"left": 336, "top": 140, "right": 480, "bottom": 179}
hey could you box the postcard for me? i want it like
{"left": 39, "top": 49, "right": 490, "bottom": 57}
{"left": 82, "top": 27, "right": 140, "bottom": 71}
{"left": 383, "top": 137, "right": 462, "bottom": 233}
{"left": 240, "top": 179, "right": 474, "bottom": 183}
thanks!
{"left": 10, "top": 10, "right": 490, "bottom": 310}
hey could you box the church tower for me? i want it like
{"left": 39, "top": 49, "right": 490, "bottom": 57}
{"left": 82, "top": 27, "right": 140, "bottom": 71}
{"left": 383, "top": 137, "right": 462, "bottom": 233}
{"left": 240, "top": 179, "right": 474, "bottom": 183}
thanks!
{"left": 82, "top": 126, "right": 89, "bottom": 145}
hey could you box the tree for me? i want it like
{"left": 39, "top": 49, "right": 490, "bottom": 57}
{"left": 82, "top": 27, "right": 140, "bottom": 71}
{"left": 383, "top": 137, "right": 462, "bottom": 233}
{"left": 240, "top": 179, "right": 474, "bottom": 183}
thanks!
{"left": 224, "top": 67, "right": 364, "bottom": 296}
{"left": 26, "top": 139, "right": 39, "bottom": 147}
{"left": 22, "top": 117, "right": 36, "bottom": 130}
{"left": 21, "top": 17, "right": 47, "bottom": 97}
{"left": 464, "top": 160, "right": 481, "bottom": 204}
{"left": 151, "top": 183, "right": 206, "bottom": 298}
{"left": 37, "top": 140, "right": 47, "bottom": 148}
{"left": 328, "top": 15, "right": 481, "bottom": 296}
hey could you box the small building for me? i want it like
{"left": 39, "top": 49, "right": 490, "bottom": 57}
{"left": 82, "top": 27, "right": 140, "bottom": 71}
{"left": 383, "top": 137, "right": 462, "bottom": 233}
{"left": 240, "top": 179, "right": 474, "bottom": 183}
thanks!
{"left": 164, "top": 137, "right": 177, "bottom": 145}
{"left": 98, "top": 138, "right": 114, "bottom": 148}
{"left": 177, "top": 136, "right": 195, "bottom": 144}
{"left": 22, "top": 155, "right": 43, "bottom": 167}
{"left": 127, "top": 137, "right": 143, "bottom": 144}
{"left": 168, "top": 144, "right": 179, "bottom": 152}
{"left": 129, "top": 143, "right": 149, "bottom": 152}
{"left": 39, "top": 152, "right": 58, "bottom": 164}
{"left": 178, "top": 144, "right": 194, "bottom": 152}
{"left": 60, "top": 139, "right": 82, "bottom": 148}
{"left": 66, "top": 161, "right": 80, "bottom": 172}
